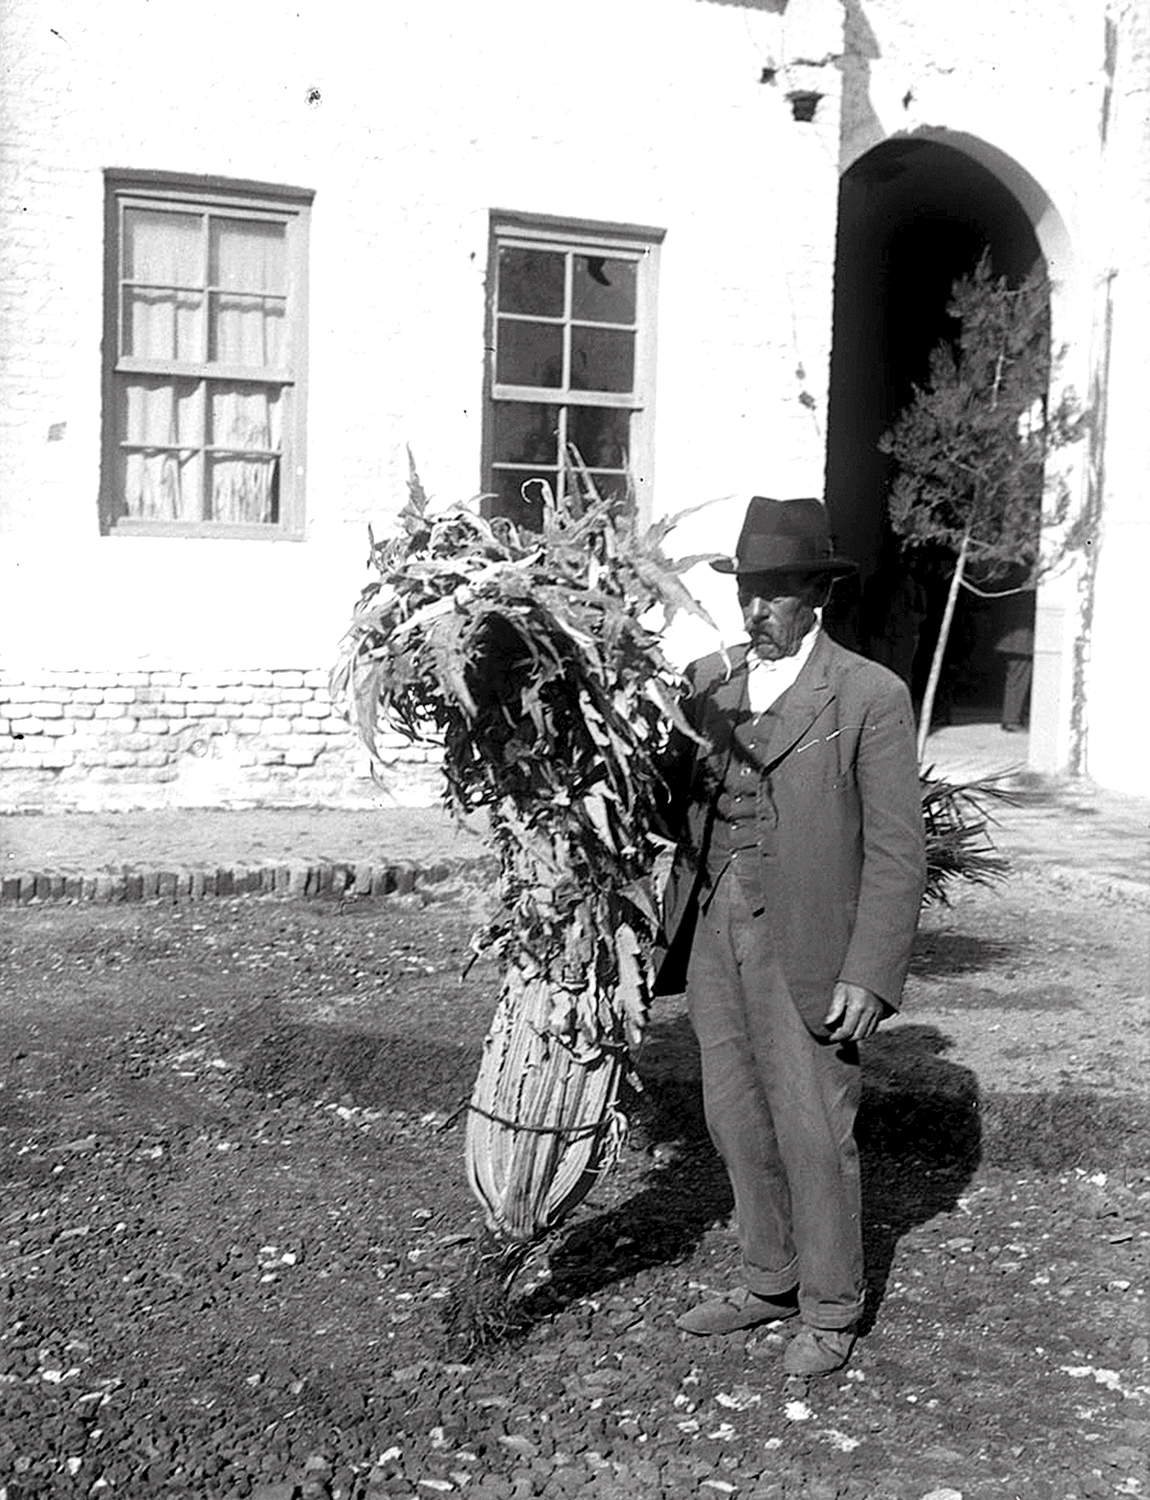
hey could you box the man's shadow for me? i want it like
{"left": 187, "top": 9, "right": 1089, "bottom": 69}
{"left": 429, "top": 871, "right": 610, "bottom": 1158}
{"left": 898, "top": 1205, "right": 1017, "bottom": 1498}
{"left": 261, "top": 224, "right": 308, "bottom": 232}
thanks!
{"left": 520, "top": 1015, "right": 979, "bottom": 1333}
{"left": 854, "top": 1022, "right": 980, "bottom": 1330}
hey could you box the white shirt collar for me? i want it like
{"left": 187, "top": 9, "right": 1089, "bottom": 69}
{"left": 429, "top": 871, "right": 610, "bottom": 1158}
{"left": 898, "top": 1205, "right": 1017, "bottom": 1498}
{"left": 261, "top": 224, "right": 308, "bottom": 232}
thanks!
{"left": 744, "top": 612, "right": 822, "bottom": 713}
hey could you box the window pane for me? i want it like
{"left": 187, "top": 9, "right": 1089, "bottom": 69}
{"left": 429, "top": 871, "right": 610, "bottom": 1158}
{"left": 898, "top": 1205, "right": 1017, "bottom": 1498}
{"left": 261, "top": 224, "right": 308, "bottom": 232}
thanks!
{"left": 498, "top": 247, "right": 564, "bottom": 317}
{"left": 489, "top": 468, "right": 555, "bottom": 530}
{"left": 121, "top": 375, "right": 201, "bottom": 446}
{"left": 119, "top": 449, "right": 201, "bottom": 520}
{"left": 570, "top": 326, "right": 634, "bottom": 392}
{"left": 123, "top": 287, "right": 204, "bottom": 360}
{"left": 208, "top": 455, "right": 279, "bottom": 523}
{"left": 571, "top": 256, "right": 637, "bottom": 324}
{"left": 207, "top": 372, "right": 282, "bottom": 524}
{"left": 496, "top": 319, "right": 563, "bottom": 387}
{"left": 582, "top": 471, "right": 631, "bottom": 506}
{"left": 566, "top": 406, "right": 630, "bottom": 470}
{"left": 123, "top": 209, "right": 202, "bottom": 286}
{"left": 209, "top": 293, "right": 286, "bottom": 367}
{"left": 117, "top": 375, "right": 202, "bottom": 520}
{"left": 210, "top": 219, "right": 286, "bottom": 293}
{"left": 209, "top": 384, "right": 282, "bottom": 452}
{"left": 492, "top": 402, "right": 559, "bottom": 465}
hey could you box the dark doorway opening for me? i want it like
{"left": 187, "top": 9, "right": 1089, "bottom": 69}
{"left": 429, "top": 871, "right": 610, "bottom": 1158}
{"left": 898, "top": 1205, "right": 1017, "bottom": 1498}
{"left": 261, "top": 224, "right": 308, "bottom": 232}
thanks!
{"left": 824, "top": 137, "right": 1043, "bottom": 728}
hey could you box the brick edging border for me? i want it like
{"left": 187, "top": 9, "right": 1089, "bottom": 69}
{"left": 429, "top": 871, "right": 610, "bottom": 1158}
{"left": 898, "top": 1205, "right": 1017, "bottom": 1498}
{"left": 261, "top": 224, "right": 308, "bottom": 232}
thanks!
{"left": 0, "top": 855, "right": 497, "bottom": 907}
{"left": 3, "top": 853, "right": 1146, "bottom": 910}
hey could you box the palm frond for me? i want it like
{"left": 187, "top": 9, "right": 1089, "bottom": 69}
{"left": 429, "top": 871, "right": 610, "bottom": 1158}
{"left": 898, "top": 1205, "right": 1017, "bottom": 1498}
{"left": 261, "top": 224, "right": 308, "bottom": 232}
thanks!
{"left": 920, "top": 768, "right": 1014, "bottom": 904}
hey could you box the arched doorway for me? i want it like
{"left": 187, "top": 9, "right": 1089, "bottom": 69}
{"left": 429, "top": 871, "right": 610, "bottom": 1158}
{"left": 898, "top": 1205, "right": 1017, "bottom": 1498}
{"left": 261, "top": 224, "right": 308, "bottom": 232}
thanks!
{"left": 824, "top": 135, "right": 1050, "bottom": 732}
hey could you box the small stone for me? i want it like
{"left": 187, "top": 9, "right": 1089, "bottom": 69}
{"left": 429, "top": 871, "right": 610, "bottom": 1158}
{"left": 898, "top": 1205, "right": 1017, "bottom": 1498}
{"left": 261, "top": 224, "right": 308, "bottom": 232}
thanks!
{"left": 498, "top": 1435, "right": 539, "bottom": 1460}
{"left": 548, "top": 1470, "right": 584, "bottom": 1496}
{"left": 60, "top": 1135, "right": 98, "bottom": 1154}
{"left": 469, "top": 1479, "right": 513, "bottom": 1500}
{"left": 919, "top": 1490, "right": 964, "bottom": 1500}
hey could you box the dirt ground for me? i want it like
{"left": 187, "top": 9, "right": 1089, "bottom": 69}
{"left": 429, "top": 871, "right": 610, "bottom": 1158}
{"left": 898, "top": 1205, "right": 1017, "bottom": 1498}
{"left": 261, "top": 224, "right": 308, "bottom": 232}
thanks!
{"left": 0, "top": 868, "right": 1147, "bottom": 1500}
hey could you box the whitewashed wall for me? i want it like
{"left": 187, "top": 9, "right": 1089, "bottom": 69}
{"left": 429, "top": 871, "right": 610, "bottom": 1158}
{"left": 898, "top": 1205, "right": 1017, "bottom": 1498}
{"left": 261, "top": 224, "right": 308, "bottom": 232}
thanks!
{"left": 0, "top": 0, "right": 841, "bottom": 653}
{"left": 0, "top": 0, "right": 847, "bottom": 805}
{"left": 836, "top": 0, "right": 1148, "bottom": 794}
{"left": 2, "top": 0, "right": 1147, "bottom": 802}
{"left": 1076, "top": 0, "right": 1150, "bottom": 794}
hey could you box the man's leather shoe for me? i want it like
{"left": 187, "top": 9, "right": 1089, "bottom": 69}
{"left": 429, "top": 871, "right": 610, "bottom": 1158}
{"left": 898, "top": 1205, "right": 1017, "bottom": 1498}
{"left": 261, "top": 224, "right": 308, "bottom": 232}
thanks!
{"left": 783, "top": 1323, "right": 857, "bottom": 1375}
{"left": 675, "top": 1286, "right": 799, "bottom": 1335}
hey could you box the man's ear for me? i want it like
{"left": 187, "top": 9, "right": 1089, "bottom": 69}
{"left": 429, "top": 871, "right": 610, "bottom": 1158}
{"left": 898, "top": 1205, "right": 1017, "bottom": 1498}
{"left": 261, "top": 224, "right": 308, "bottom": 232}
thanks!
{"left": 807, "top": 574, "right": 835, "bottom": 608}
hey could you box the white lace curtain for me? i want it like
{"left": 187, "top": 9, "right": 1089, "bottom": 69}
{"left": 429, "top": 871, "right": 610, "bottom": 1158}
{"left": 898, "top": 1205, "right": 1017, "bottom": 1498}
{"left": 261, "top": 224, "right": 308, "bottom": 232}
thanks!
{"left": 119, "top": 209, "right": 286, "bottom": 523}
{"left": 121, "top": 379, "right": 282, "bottom": 522}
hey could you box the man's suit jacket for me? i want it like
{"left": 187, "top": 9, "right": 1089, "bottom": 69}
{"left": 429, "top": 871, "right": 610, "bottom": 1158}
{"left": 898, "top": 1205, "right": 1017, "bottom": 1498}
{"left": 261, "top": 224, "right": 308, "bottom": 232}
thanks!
{"left": 655, "top": 631, "right": 927, "bottom": 1033}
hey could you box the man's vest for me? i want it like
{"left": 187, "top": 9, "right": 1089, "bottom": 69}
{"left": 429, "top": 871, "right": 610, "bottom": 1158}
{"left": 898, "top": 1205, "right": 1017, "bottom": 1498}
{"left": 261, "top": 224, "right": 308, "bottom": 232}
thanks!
{"left": 705, "top": 686, "right": 793, "bottom": 891}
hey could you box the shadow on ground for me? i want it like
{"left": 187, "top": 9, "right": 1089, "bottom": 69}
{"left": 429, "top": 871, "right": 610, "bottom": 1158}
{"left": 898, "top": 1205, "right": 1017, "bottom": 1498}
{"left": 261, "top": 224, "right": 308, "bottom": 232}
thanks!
{"left": 226, "top": 1004, "right": 1149, "bottom": 1345}
{"left": 518, "top": 1019, "right": 982, "bottom": 1334}
{"left": 519, "top": 1016, "right": 1149, "bottom": 1338}
{"left": 235, "top": 1011, "right": 483, "bottom": 1117}
{"left": 908, "top": 931, "right": 1021, "bottom": 978}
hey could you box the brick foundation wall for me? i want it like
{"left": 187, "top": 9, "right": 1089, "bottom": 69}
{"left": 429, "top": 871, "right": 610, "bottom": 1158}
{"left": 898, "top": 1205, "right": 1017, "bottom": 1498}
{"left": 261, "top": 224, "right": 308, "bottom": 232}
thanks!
{"left": 0, "top": 668, "right": 440, "bottom": 811}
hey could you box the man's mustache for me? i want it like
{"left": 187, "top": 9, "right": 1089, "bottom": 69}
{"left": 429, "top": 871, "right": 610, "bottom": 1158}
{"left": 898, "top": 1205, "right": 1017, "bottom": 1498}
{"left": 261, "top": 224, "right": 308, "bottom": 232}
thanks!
{"left": 751, "top": 619, "right": 800, "bottom": 639}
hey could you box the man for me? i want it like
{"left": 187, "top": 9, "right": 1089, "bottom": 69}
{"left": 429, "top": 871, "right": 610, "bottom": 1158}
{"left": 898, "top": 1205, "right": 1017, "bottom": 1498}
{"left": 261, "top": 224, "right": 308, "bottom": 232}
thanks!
{"left": 994, "top": 590, "right": 1035, "bottom": 733}
{"left": 656, "top": 496, "right": 927, "bottom": 1376}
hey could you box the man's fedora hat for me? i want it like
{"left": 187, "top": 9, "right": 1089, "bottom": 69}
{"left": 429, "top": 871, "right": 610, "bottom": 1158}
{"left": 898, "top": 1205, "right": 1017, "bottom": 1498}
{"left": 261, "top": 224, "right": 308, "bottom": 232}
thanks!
{"left": 711, "top": 496, "right": 857, "bottom": 577}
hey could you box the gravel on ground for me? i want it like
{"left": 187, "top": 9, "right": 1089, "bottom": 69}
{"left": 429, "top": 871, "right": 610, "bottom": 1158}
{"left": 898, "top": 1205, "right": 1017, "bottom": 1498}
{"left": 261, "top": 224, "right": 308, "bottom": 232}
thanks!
{"left": 0, "top": 869, "right": 1147, "bottom": 1500}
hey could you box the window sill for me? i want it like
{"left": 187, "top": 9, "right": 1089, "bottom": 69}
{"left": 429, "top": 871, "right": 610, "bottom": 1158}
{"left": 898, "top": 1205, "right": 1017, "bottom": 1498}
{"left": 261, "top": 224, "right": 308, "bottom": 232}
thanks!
{"left": 103, "top": 520, "right": 304, "bottom": 541}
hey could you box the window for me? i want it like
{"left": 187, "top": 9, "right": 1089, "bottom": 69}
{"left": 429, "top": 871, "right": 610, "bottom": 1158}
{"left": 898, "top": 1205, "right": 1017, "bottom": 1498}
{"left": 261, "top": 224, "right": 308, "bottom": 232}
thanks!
{"left": 101, "top": 172, "right": 313, "bottom": 537}
{"left": 485, "top": 213, "right": 663, "bottom": 529}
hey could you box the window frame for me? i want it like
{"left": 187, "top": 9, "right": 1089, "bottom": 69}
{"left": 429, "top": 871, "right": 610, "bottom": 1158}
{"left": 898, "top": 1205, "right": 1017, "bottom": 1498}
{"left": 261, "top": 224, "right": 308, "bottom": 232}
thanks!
{"left": 483, "top": 211, "right": 664, "bottom": 526}
{"left": 100, "top": 170, "right": 314, "bottom": 540}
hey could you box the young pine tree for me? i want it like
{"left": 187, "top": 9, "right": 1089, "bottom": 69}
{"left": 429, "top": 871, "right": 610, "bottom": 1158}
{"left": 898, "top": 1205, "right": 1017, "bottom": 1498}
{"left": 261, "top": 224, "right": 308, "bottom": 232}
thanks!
{"left": 879, "top": 251, "right": 1082, "bottom": 761}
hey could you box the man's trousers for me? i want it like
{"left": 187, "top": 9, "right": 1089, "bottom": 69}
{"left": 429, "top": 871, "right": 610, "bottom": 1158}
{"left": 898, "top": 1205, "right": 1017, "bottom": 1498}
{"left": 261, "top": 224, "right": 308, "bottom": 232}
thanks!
{"left": 1001, "top": 654, "right": 1033, "bottom": 729}
{"left": 684, "top": 861, "right": 865, "bottom": 1330}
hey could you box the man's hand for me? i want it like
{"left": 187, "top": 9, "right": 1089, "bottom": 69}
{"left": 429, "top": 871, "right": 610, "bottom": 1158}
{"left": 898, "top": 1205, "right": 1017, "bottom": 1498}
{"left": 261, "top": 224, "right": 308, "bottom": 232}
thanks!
{"left": 824, "top": 982, "right": 888, "bottom": 1043}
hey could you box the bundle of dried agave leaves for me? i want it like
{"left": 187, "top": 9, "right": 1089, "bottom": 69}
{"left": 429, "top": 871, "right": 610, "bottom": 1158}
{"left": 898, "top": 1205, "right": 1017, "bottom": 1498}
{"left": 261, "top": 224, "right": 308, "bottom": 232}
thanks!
{"left": 331, "top": 458, "right": 718, "bottom": 1351}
